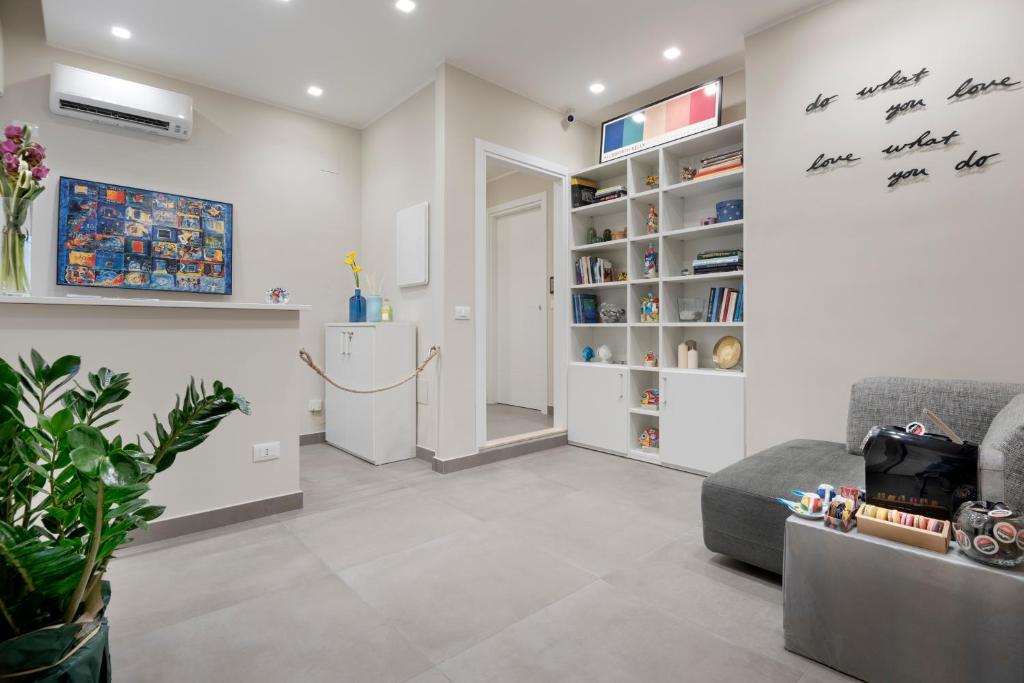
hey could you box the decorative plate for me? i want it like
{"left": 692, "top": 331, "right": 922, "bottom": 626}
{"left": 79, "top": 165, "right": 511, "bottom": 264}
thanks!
{"left": 713, "top": 335, "right": 743, "bottom": 369}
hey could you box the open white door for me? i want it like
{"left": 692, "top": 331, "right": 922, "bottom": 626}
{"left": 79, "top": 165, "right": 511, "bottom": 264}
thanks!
{"left": 491, "top": 201, "right": 547, "bottom": 413}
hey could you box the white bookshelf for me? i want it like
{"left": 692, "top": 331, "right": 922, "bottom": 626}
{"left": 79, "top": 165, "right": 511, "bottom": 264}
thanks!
{"left": 567, "top": 120, "right": 746, "bottom": 475}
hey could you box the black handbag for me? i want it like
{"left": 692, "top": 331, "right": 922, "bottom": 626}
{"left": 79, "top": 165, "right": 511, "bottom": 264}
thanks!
{"left": 862, "top": 426, "right": 978, "bottom": 519}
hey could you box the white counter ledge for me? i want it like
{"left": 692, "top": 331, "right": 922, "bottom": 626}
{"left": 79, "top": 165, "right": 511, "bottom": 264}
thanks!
{"left": 0, "top": 295, "right": 311, "bottom": 311}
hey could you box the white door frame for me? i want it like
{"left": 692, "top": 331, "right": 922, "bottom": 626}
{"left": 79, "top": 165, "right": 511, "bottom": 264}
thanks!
{"left": 487, "top": 192, "right": 547, "bottom": 411}
{"left": 475, "top": 139, "right": 569, "bottom": 449}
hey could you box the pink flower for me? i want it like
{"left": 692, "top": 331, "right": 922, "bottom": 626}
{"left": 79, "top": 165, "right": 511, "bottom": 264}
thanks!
{"left": 23, "top": 143, "right": 45, "bottom": 167}
{"left": 4, "top": 125, "right": 24, "bottom": 142}
{"left": 0, "top": 140, "right": 17, "bottom": 155}
{"left": 3, "top": 153, "right": 18, "bottom": 175}
{"left": 31, "top": 165, "right": 49, "bottom": 181}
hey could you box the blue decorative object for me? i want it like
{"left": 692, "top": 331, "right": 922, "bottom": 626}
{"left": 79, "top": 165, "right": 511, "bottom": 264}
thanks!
{"left": 349, "top": 288, "right": 367, "bottom": 322}
{"left": 715, "top": 199, "right": 744, "bottom": 223}
{"left": 366, "top": 294, "right": 383, "bottom": 322}
{"left": 56, "top": 176, "right": 232, "bottom": 294}
{"left": 582, "top": 346, "right": 594, "bottom": 362}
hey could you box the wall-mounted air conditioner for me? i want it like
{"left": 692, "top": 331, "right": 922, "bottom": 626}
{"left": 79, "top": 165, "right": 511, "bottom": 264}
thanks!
{"left": 49, "top": 63, "right": 193, "bottom": 140}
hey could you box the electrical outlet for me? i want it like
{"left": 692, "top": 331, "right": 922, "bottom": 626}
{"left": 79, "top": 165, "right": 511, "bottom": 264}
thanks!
{"left": 252, "top": 441, "right": 280, "bottom": 463}
{"left": 308, "top": 398, "right": 323, "bottom": 412}
{"left": 454, "top": 305, "right": 471, "bottom": 320}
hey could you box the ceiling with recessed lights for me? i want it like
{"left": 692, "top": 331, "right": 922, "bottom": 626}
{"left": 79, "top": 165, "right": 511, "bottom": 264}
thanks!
{"left": 40, "top": 0, "right": 826, "bottom": 129}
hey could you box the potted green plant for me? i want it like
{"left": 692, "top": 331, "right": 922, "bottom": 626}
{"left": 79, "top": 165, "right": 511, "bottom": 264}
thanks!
{"left": 0, "top": 350, "right": 250, "bottom": 681}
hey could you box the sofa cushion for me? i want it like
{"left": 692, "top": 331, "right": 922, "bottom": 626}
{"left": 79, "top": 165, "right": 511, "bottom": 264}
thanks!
{"left": 979, "top": 394, "right": 1024, "bottom": 510}
{"left": 702, "top": 439, "right": 863, "bottom": 574}
{"left": 846, "top": 377, "right": 1024, "bottom": 455}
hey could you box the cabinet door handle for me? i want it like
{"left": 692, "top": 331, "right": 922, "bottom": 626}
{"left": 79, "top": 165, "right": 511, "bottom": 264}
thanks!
{"left": 618, "top": 372, "right": 624, "bottom": 400}
{"left": 661, "top": 376, "right": 667, "bottom": 407}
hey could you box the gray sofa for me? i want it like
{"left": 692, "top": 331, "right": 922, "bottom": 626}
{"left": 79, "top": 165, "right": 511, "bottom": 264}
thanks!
{"left": 701, "top": 377, "right": 1024, "bottom": 574}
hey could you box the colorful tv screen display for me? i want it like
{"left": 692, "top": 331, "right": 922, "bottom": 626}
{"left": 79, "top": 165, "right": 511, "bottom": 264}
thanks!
{"left": 600, "top": 78, "right": 722, "bottom": 164}
{"left": 56, "top": 177, "right": 233, "bottom": 295}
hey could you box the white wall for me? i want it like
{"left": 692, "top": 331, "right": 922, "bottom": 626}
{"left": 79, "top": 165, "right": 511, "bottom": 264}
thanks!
{"left": 744, "top": 0, "right": 1024, "bottom": 454}
{"left": 359, "top": 83, "right": 441, "bottom": 451}
{"left": 0, "top": 0, "right": 361, "bottom": 438}
{"left": 487, "top": 170, "right": 555, "bottom": 408}
{"left": 437, "top": 64, "right": 596, "bottom": 461}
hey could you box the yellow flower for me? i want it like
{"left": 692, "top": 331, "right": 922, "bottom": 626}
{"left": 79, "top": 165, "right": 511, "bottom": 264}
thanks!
{"left": 352, "top": 264, "right": 362, "bottom": 273}
{"left": 344, "top": 256, "right": 354, "bottom": 266}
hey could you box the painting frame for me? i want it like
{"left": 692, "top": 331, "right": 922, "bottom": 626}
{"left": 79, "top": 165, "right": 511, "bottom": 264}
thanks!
{"left": 56, "top": 176, "right": 233, "bottom": 295}
{"left": 599, "top": 77, "right": 723, "bottom": 164}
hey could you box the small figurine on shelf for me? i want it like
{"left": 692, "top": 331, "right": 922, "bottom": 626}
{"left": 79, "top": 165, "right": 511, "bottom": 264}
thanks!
{"left": 643, "top": 243, "right": 658, "bottom": 278}
{"left": 596, "top": 344, "right": 613, "bottom": 363}
{"left": 602, "top": 228, "right": 613, "bottom": 242}
{"left": 586, "top": 227, "right": 599, "bottom": 244}
{"left": 640, "top": 389, "right": 660, "bottom": 408}
{"left": 639, "top": 427, "right": 659, "bottom": 449}
{"left": 681, "top": 166, "right": 698, "bottom": 182}
{"left": 617, "top": 272, "right": 628, "bottom": 281}
{"left": 645, "top": 174, "right": 659, "bottom": 188}
{"left": 582, "top": 346, "right": 595, "bottom": 362}
{"left": 640, "top": 292, "right": 659, "bottom": 323}
{"left": 646, "top": 204, "right": 659, "bottom": 234}
{"left": 642, "top": 352, "right": 658, "bottom": 367}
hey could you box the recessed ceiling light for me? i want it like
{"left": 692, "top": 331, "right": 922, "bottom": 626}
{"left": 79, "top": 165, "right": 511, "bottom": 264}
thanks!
{"left": 395, "top": 0, "right": 416, "bottom": 12}
{"left": 110, "top": 26, "right": 131, "bottom": 40}
{"left": 589, "top": 82, "right": 606, "bottom": 95}
{"left": 631, "top": 113, "right": 645, "bottom": 123}
{"left": 663, "top": 46, "right": 681, "bottom": 60}
{"left": 307, "top": 85, "right": 323, "bottom": 97}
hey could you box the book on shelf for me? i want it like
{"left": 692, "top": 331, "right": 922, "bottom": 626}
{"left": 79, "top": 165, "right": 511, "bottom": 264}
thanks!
{"left": 571, "top": 177, "right": 597, "bottom": 208}
{"left": 705, "top": 285, "right": 744, "bottom": 323}
{"left": 693, "top": 249, "right": 743, "bottom": 274}
{"left": 575, "top": 255, "right": 615, "bottom": 285}
{"left": 594, "top": 184, "right": 627, "bottom": 202}
{"left": 572, "top": 293, "right": 599, "bottom": 324}
{"left": 694, "top": 148, "right": 744, "bottom": 179}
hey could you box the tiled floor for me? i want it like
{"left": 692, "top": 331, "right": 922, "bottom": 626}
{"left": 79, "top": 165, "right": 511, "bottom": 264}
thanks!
{"left": 107, "top": 444, "right": 855, "bottom": 682}
{"left": 486, "top": 403, "right": 553, "bottom": 440}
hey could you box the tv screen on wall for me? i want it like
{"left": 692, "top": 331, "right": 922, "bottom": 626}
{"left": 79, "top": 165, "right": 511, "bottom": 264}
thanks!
{"left": 600, "top": 77, "right": 723, "bottom": 164}
{"left": 56, "top": 176, "right": 233, "bottom": 294}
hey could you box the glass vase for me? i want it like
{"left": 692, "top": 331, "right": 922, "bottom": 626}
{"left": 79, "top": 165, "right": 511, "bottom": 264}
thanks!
{"left": 1, "top": 197, "right": 31, "bottom": 296}
{"left": 349, "top": 288, "right": 366, "bottom": 322}
{"left": 365, "top": 294, "right": 383, "bottom": 322}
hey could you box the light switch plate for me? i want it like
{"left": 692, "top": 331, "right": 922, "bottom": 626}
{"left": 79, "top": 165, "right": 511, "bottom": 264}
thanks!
{"left": 455, "top": 305, "right": 471, "bottom": 320}
{"left": 308, "top": 398, "right": 323, "bottom": 412}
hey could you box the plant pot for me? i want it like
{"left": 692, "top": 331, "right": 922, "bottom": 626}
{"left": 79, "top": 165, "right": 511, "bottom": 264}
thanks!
{"left": 349, "top": 288, "right": 366, "bottom": 322}
{"left": 0, "top": 583, "right": 112, "bottom": 682}
{"left": 1, "top": 197, "right": 31, "bottom": 296}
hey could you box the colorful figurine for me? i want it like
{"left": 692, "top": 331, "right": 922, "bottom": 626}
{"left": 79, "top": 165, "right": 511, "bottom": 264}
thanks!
{"left": 643, "top": 243, "right": 658, "bottom": 278}
{"left": 645, "top": 175, "right": 659, "bottom": 188}
{"left": 640, "top": 388, "right": 659, "bottom": 408}
{"left": 681, "top": 166, "right": 697, "bottom": 181}
{"left": 646, "top": 205, "right": 659, "bottom": 234}
{"left": 582, "top": 346, "right": 594, "bottom": 362}
{"left": 642, "top": 352, "right": 657, "bottom": 367}
{"left": 617, "top": 272, "right": 628, "bottom": 281}
{"left": 640, "top": 292, "right": 659, "bottom": 322}
{"left": 639, "top": 427, "right": 659, "bottom": 449}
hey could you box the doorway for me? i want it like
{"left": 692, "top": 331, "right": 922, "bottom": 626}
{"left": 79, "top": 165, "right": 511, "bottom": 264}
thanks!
{"left": 476, "top": 142, "right": 569, "bottom": 448}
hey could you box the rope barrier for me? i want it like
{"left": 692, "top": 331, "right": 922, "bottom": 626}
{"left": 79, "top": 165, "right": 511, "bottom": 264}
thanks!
{"left": 299, "top": 346, "right": 439, "bottom": 394}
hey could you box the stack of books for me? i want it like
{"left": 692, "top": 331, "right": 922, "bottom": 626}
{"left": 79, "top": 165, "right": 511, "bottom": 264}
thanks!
{"left": 693, "top": 249, "right": 743, "bottom": 274}
{"left": 594, "top": 184, "right": 627, "bottom": 202}
{"left": 695, "top": 149, "right": 743, "bottom": 179}
{"left": 706, "top": 286, "right": 743, "bottom": 323}
{"left": 572, "top": 293, "right": 598, "bottom": 324}
{"left": 571, "top": 177, "right": 597, "bottom": 208}
{"left": 575, "top": 256, "right": 615, "bottom": 284}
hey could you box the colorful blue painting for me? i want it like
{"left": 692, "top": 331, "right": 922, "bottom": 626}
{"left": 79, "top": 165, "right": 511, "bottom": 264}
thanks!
{"left": 56, "top": 177, "right": 233, "bottom": 294}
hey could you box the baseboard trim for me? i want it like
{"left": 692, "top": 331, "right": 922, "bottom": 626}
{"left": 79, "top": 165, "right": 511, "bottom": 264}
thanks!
{"left": 416, "top": 445, "right": 436, "bottom": 461}
{"left": 128, "top": 491, "right": 304, "bottom": 545}
{"left": 432, "top": 431, "right": 568, "bottom": 474}
{"left": 300, "top": 431, "right": 326, "bottom": 446}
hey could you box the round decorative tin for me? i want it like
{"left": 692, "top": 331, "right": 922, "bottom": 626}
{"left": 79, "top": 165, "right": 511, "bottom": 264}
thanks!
{"left": 952, "top": 501, "right": 1024, "bottom": 568}
{"left": 712, "top": 335, "right": 743, "bottom": 369}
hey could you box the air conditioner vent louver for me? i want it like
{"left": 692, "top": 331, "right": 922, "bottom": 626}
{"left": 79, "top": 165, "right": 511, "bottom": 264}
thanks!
{"left": 58, "top": 99, "right": 170, "bottom": 131}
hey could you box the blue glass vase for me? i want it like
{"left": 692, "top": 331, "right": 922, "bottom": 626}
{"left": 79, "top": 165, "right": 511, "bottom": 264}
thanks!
{"left": 349, "top": 288, "right": 366, "bottom": 322}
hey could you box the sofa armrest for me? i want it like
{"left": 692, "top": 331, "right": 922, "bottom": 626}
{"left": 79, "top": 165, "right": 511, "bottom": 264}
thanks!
{"left": 846, "top": 377, "right": 1024, "bottom": 455}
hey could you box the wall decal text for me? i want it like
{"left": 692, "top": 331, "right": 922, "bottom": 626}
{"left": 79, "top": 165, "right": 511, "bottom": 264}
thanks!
{"left": 806, "top": 153, "right": 861, "bottom": 172}
{"left": 857, "top": 68, "right": 929, "bottom": 98}
{"left": 882, "top": 129, "right": 959, "bottom": 155}
{"left": 947, "top": 76, "right": 1021, "bottom": 100}
{"left": 955, "top": 150, "right": 1000, "bottom": 171}
{"left": 885, "top": 98, "right": 925, "bottom": 122}
{"left": 805, "top": 93, "right": 839, "bottom": 113}
{"left": 887, "top": 168, "right": 929, "bottom": 188}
